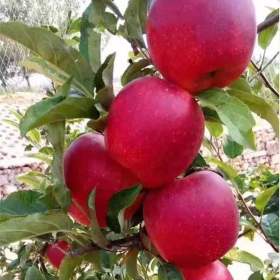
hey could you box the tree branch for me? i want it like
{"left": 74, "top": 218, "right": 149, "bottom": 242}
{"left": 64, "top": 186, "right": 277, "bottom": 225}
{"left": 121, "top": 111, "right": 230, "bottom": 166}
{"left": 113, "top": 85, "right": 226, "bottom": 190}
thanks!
{"left": 237, "top": 190, "right": 279, "bottom": 252}
{"left": 250, "top": 52, "right": 279, "bottom": 82}
{"left": 68, "top": 234, "right": 143, "bottom": 257}
{"left": 251, "top": 60, "right": 279, "bottom": 97}
{"left": 257, "top": 14, "right": 279, "bottom": 34}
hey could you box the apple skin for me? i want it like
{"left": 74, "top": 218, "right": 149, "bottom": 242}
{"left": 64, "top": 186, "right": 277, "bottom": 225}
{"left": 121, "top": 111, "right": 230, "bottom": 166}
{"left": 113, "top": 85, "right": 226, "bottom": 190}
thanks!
{"left": 105, "top": 76, "right": 204, "bottom": 188}
{"left": 147, "top": 0, "right": 256, "bottom": 94}
{"left": 181, "top": 261, "right": 233, "bottom": 280}
{"left": 45, "top": 241, "right": 70, "bottom": 269}
{"left": 64, "top": 133, "right": 139, "bottom": 227}
{"left": 143, "top": 171, "right": 239, "bottom": 267}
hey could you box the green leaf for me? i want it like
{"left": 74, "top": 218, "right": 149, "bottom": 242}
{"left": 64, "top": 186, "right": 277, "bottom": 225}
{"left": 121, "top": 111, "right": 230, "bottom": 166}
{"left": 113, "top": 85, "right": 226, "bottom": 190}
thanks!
{"left": 88, "top": 190, "right": 109, "bottom": 248}
{"left": 25, "top": 266, "right": 46, "bottom": 280}
{"left": 47, "top": 122, "right": 71, "bottom": 209}
{"left": 20, "top": 94, "right": 99, "bottom": 136}
{"left": 99, "top": 250, "right": 119, "bottom": 270}
{"left": 123, "top": 0, "right": 148, "bottom": 46}
{"left": 59, "top": 256, "right": 83, "bottom": 280}
{"left": 228, "top": 78, "right": 279, "bottom": 137}
{"left": 83, "top": 251, "right": 102, "bottom": 271}
{"left": 47, "top": 122, "right": 65, "bottom": 184}
{"left": 17, "top": 171, "right": 49, "bottom": 189}
{"left": 26, "top": 152, "right": 52, "bottom": 165}
{"left": 225, "top": 248, "right": 264, "bottom": 271}
{"left": 87, "top": 31, "right": 101, "bottom": 73}
{"left": 262, "top": 213, "right": 279, "bottom": 247}
{"left": 26, "top": 129, "right": 41, "bottom": 145}
{"left": 121, "top": 59, "right": 151, "bottom": 86}
{"left": 80, "top": 1, "right": 105, "bottom": 72}
{"left": 256, "top": 186, "right": 279, "bottom": 213}
{"left": 206, "top": 121, "right": 223, "bottom": 138}
{"left": 106, "top": 0, "right": 124, "bottom": 19}
{"left": 0, "top": 191, "right": 55, "bottom": 221}
{"left": 206, "top": 157, "right": 239, "bottom": 180}
{"left": 67, "top": 18, "right": 82, "bottom": 34}
{"left": 0, "top": 22, "right": 94, "bottom": 95}
{"left": 258, "top": 9, "right": 279, "bottom": 49}
{"left": 189, "top": 154, "right": 208, "bottom": 169}
{"left": 103, "top": 12, "right": 118, "bottom": 34}
{"left": 249, "top": 271, "right": 264, "bottom": 280}
{"left": 125, "top": 249, "right": 139, "bottom": 278}
{"left": 203, "top": 107, "right": 221, "bottom": 123}
{"left": 199, "top": 89, "right": 256, "bottom": 149}
{"left": 95, "top": 53, "right": 116, "bottom": 110}
{"left": 158, "top": 263, "right": 183, "bottom": 280}
{"left": 264, "top": 192, "right": 279, "bottom": 215}
{"left": 223, "top": 136, "right": 244, "bottom": 159}
{"left": 107, "top": 185, "right": 141, "bottom": 233}
{"left": 22, "top": 56, "right": 87, "bottom": 95}
{"left": 0, "top": 212, "right": 73, "bottom": 246}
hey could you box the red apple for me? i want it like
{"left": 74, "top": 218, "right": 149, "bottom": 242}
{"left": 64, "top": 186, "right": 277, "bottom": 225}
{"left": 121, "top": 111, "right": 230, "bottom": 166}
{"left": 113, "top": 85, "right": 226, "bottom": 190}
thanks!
{"left": 181, "top": 261, "right": 233, "bottom": 280}
{"left": 144, "top": 171, "right": 239, "bottom": 267}
{"left": 64, "top": 133, "right": 139, "bottom": 227}
{"left": 147, "top": 0, "right": 256, "bottom": 94}
{"left": 45, "top": 240, "right": 70, "bottom": 269}
{"left": 105, "top": 77, "right": 204, "bottom": 188}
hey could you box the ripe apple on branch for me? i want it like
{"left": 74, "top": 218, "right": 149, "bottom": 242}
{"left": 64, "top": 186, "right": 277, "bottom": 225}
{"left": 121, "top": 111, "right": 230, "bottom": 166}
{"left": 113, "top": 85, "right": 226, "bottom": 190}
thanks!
{"left": 0, "top": 0, "right": 278, "bottom": 279}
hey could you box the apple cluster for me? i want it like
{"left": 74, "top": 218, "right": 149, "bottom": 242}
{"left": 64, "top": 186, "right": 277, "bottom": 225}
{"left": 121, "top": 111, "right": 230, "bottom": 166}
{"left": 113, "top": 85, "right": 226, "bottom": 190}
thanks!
{"left": 49, "top": 0, "right": 257, "bottom": 278}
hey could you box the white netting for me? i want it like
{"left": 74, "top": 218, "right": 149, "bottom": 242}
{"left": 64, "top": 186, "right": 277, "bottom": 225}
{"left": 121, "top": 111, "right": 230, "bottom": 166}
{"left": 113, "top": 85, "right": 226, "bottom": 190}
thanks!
{"left": 0, "top": 0, "right": 90, "bottom": 92}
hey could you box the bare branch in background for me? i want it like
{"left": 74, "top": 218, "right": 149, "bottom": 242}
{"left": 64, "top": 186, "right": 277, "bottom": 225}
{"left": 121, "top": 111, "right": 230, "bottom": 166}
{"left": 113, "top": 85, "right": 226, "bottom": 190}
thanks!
{"left": 251, "top": 60, "right": 279, "bottom": 97}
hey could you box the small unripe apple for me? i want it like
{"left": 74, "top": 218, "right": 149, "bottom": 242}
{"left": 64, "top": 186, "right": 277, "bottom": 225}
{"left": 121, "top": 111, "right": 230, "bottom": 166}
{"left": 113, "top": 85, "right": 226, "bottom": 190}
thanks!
{"left": 105, "top": 77, "right": 204, "bottom": 188}
{"left": 147, "top": 0, "right": 256, "bottom": 94}
{"left": 64, "top": 133, "right": 139, "bottom": 227}
{"left": 144, "top": 171, "right": 239, "bottom": 267}
{"left": 45, "top": 241, "right": 70, "bottom": 269}
{"left": 181, "top": 261, "right": 233, "bottom": 280}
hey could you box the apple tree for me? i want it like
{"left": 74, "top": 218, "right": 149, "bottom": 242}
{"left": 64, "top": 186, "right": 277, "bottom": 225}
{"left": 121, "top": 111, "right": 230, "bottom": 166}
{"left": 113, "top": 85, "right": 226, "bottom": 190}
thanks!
{"left": 0, "top": 1, "right": 279, "bottom": 279}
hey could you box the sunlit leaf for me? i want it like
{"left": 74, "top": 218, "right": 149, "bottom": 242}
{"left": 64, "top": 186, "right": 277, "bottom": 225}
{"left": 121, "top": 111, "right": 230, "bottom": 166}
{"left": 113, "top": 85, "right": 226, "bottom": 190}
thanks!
{"left": 20, "top": 94, "right": 99, "bottom": 136}
{"left": 17, "top": 171, "right": 49, "bottom": 189}
{"left": 0, "top": 22, "right": 94, "bottom": 95}
{"left": 199, "top": 89, "right": 256, "bottom": 149}
{"left": 225, "top": 248, "right": 264, "bottom": 271}
{"left": 206, "top": 121, "right": 223, "bottom": 138}
{"left": 0, "top": 212, "right": 73, "bottom": 246}
{"left": 228, "top": 78, "right": 279, "bottom": 137}
{"left": 256, "top": 185, "right": 279, "bottom": 213}
{"left": 59, "top": 256, "right": 83, "bottom": 280}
